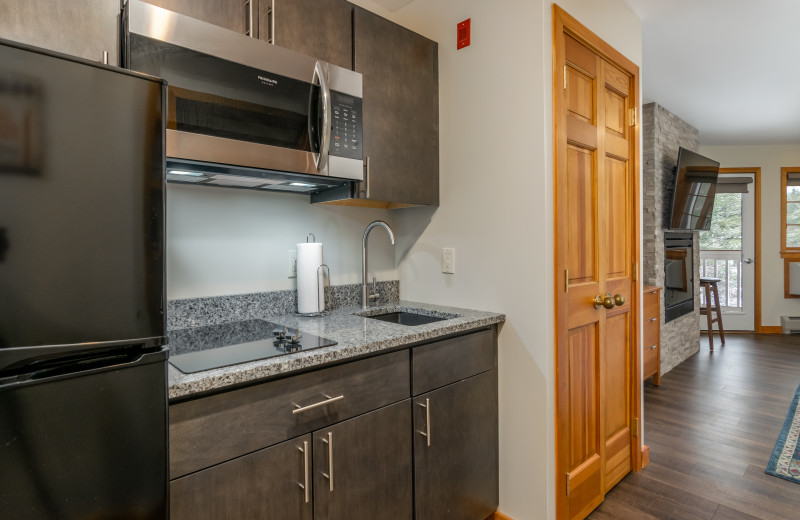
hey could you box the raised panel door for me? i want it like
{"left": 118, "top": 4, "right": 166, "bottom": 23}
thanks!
{"left": 556, "top": 22, "right": 639, "bottom": 520}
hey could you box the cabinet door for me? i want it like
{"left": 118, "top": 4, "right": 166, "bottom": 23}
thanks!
{"left": 414, "top": 370, "right": 499, "bottom": 520}
{"left": 170, "top": 434, "right": 313, "bottom": 520}
{"left": 258, "top": 0, "right": 352, "bottom": 69}
{"left": 313, "top": 400, "right": 413, "bottom": 520}
{"left": 0, "top": 1, "right": 119, "bottom": 65}
{"left": 352, "top": 7, "right": 439, "bottom": 206}
{"left": 142, "top": 0, "right": 249, "bottom": 34}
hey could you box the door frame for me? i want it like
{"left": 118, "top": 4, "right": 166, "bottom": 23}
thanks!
{"left": 714, "top": 167, "right": 763, "bottom": 331}
{"left": 553, "top": 5, "right": 642, "bottom": 519}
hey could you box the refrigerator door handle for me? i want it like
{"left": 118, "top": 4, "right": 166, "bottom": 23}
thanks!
{"left": 0, "top": 336, "right": 167, "bottom": 374}
{"left": 0, "top": 348, "right": 167, "bottom": 389}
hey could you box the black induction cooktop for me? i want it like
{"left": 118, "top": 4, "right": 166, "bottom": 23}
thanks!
{"left": 168, "top": 319, "right": 337, "bottom": 374}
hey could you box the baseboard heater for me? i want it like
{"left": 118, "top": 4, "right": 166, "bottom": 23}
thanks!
{"left": 781, "top": 316, "right": 800, "bottom": 334}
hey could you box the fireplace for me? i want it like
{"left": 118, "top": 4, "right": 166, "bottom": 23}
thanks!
{"left": 664, "top": 232, "right": 694, "bottom": 322}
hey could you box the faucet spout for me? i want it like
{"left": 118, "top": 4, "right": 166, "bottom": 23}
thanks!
{"left": 362, "top": 220, "right": 395, "bottom": 309}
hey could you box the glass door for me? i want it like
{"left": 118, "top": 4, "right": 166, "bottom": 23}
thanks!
{"left": 698, "top": 172, "right": 756, "bottom": 330}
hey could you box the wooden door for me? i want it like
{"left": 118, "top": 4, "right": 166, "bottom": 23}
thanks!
{"left": 259, "top": 0, "right": 353, "bottom": 69}
{"left": 413, "top": 370, "right": 499, "bottom": 520}
{"left": 170, "top": 434, "right": 313, "bottom": 520}
{"left": 313, "top": 400, "right": 413, "bottom": 520}
{"left": 554, "top": 7, "right": 641, "bottom": 520}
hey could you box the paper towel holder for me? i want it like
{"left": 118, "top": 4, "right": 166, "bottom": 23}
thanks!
{"left": 298, "top": 263, "right": 331, "bottom": 317}
{"left": 306, "top": 233, "right": 316, "bottom": 243}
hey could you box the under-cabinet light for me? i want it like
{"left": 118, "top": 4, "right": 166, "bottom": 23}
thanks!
{"left": 168, "top": 170, "right": 205, "bottom": 177}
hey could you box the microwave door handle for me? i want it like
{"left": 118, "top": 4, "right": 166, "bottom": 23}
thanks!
{"left": 312, "top": 61, "right": 331, "bottom": 173}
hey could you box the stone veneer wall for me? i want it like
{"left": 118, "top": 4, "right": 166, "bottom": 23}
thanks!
{"left": 642, "top": 102, "right": 702, "bottom": 375}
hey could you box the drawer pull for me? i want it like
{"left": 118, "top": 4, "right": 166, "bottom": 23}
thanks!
{"left": 298, "top": 441, "right": 310, "bottom": 503}
{"left": 649, "top": 317, "right": 658, "bottom": 322}
{"left": 649, "top": 345, "right": 657, "bottom": 350}
{"left": 292, "top": 394, "right": 344, "bottom": 415}
{"left": 321, "top": 432, "right": 334, "bottom": 491}
{"left": 417, "top": 398, "right": 431, "bottom": 447}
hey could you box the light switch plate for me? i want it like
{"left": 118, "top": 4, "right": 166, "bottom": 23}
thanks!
{"left": 442, "top": 247, "right": 455, "bottom": 274}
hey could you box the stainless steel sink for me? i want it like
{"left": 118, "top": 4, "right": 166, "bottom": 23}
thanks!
{"left": 356, "top": 307, "right": 460, "bottom": 326}
{"left": 365, "top": 311, "right": 447, "bottom": 326}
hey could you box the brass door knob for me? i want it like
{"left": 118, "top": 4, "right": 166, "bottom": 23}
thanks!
{"left": 593, "top": 293, "right": 615, "bottom": 309}
{"left": 613, "top": 294, "right": 625, "bottom": 307}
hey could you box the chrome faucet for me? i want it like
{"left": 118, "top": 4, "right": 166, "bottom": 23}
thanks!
{"left": 362, "top": 220, "right": 395, "bottom": 309}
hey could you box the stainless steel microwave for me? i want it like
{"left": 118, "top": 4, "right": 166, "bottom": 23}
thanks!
{"left": 122, "top": 0, "right": 363, "bottom": 193}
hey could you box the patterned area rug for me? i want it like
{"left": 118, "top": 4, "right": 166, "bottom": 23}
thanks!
{"left": 766, "top": 383, "right": 800, "bottom": 483}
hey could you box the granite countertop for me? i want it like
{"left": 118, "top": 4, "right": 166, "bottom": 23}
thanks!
{"left": 167, "top": 300, "right": 505, "bottom": 400}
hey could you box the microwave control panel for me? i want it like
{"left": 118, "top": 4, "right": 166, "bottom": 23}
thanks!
{"left": 330, "top": 91, "right": 363, "bottom": 161}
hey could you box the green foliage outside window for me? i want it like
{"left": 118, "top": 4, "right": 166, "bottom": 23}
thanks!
{"left": 699, "top": 192, "right": 742, "bottom": 250}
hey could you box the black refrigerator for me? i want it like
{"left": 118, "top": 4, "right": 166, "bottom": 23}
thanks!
{"left": 0, "top": 40, "right": 168, "bottom": 519}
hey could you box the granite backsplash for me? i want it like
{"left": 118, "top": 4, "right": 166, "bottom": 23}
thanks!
{"left": 167, "top": 280, "right": 400, "bottom": 331}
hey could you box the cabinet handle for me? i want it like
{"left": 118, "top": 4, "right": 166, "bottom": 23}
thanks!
{"left": 321, "top": 432, "right": 334, "bottom": 491}
{"left": 298, "top": 441, "right": 310, "bottom": 503}
{"left": 268, "top": 0, "right": 276, "bottom": 44}
{"left": 292, "top": 394, "right": 344, "bottom": 415}
{"left": 417, "top": 398, "right": 431, "bottom": 447}
{"left": 361, "top": 156, "right": 371, "bottom": 198}
{"left": 649, "top": 317, "right": 657, "bottom": 322}
{"left": 102, "top": 51, "right": 108, "bottom": 64}
{"left": 649, "top": 345, "right": 657, "bottom": 349}
{"left": 244, "top": 0, "right": 253, "bottom": 37}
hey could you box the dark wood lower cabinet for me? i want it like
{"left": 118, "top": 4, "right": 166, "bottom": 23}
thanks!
{"left": 168, "top": 328, "right": 499, "bottom": 520}
{"left": 170, "top": 434, "right": 312, "bottom": 520}
{"left": 313, "top": 400, "right": 413, "bottom": 520}
{"left": 414, "top": 370, "right": 499, "bottom": 520}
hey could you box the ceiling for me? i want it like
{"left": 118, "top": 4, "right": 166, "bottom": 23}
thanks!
{"left": 623, "top": 0, "right": 800, "bottom": 146}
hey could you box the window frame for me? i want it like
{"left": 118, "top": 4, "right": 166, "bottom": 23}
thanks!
{"left": 781, "top": 167, "right": 800, "bottom": 253}
{"left": 781, "top": 167, "right": 800, "bottom": 298}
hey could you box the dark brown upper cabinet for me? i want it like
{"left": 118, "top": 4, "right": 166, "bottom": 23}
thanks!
{"left": 142, "top": 0, "right": 251, "bottom": 34}
{"left": 0, "top": 0, "right": 120, "bottom": 65}
{"left": 258, "top": 0, "right": 353, "bottom": 70}
{"left": 343, "top": 7, "right": 439, "bottom": 208}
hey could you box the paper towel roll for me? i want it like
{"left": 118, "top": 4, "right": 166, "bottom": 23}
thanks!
{"left": 297, "top": 242, "right": 325, "bottom": 314}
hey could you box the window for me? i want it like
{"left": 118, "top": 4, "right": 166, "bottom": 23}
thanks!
{"left": 781, "top": 167, "right": 800, "bottom": 297}
{"left": 783, "top": 167, "right": 800, "bottom": 251}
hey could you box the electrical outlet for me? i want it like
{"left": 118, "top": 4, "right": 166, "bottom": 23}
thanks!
{"left": 288, "top": 249, "right": 297, "bottom": 278}
{"left": 442, "top": 247, "right": 455, "bottom": 274}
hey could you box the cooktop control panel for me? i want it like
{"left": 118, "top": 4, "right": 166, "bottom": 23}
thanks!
{"left": 330, "top": 90, "right": 362, "bottom": 161}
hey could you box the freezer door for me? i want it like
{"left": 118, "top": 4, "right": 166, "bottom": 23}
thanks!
{"left": 0, "top": 349, "right": 168, "bottom": 519}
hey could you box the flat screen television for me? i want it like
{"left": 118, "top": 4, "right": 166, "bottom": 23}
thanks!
{"left": 667, "top": 147, "right": 720, "bottom": 231}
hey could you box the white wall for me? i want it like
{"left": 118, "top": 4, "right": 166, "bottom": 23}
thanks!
{"left": 167, "top": 184, "right": 397, "bottom": 300}
{"left": 699, "top": 144, "right": 800, "bottom": 327}
{"left": 349, "top": 1, "right": 641, "bottom": 518}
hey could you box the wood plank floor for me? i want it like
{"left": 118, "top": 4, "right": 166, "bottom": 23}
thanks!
{"left": 588, "top": 333, "right": 800, "bottom": 520}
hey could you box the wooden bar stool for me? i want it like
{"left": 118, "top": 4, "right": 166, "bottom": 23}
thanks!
{"left": 699, "top": 277, "right": 725, "bottom": 350}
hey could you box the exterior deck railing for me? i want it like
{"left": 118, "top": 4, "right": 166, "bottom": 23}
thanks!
{"left": 698, "top": 249, "right": 742, "bottom": 310}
